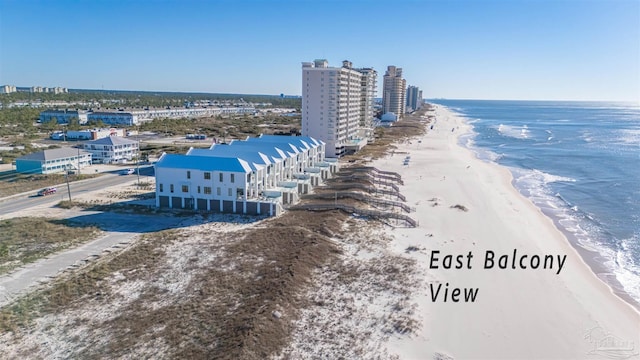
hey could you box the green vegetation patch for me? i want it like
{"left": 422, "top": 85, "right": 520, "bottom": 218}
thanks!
{"left": 0, "top": 217, "right": 101, "bottom": 276}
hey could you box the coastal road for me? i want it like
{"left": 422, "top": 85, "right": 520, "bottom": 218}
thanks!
{"left": 0, "top": 165, "right": 154, "bottom": 217}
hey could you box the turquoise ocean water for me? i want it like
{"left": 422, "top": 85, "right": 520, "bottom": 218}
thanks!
{"left": 430, "top": 100, "right": 640, "bottom": 305}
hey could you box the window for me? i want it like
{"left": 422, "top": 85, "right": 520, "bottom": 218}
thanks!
{"left": 230, "top": 174, "right": 235, "bottom": 183}
{"left": 204, "top": 172, "right": 211, "bottom": 180}
{"left": 219, "top": 173, "right": 223, "bottom": 182}
{"left": 217, "top": 187, "right": 221, "bottom": 196}
{"left": 159, "top": 184, "right": 164, "bottom": 192}
{"left": 197, "top": 186, "right": 201, "bottom": 194}
{"left": 228, "top": 188, "right": 232, "bottom": 196}
{"left": 170, "top": 184, "right": 174, "bottom": 193}
{"left": 182, "top": 185, "right": 188, "bottom": 193}
{"left": 204, "top": 187, "right": 212, "bottom": 195}
{"left": 187, "top": 171, "right": 191, "bottom": 179}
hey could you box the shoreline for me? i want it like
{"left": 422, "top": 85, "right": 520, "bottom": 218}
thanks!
{"left": 457, "top": 110, "right": 640, "bottom": 314}
{"left": 454, "top": 108, "right": 640, "bottom": 314}
{"left": 374, "top": 104, "right": 640, "bottom": 358}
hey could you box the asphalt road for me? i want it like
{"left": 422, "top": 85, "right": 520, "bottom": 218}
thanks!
{"left": 0, "top": 165, "right": 155, "bottom": 217}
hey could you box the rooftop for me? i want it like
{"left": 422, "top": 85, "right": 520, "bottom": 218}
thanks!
{"left": 85, "top": 136, "right": 137, "bottom": 146}
{"left": 156, "top": 153, "right": 251, "bottom": 173}
{"left": 17, "top": 147, "right": 90, "bottom": 161}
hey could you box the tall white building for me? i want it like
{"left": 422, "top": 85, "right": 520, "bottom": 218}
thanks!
{"left": 0, "top": 85, "right": 17, "bottom": 94}
{"left": 359, "top": 67, "right": 378, "bottom": 141}
{"left": 302, "top": 59, "right": 377, "bottom": 158}
{"left": 406, "top": 85, "right": 422, "bottom": 113}
{"left": 382, "top": 65, "right": 406, "bottom": 118}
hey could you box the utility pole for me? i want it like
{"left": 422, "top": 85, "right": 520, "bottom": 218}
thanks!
{"left": 77, "top": 147, "right": 81, "bottom": 175}
{"left": 65, "top": 164, "right": 72, "bottom": 202}
{"left": 136, "top": 135, "right": 140, "bottom": 187}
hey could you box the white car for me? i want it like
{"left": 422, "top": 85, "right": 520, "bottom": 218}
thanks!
{"left": 120, "top": 168, "right": 135, "bottom": 175}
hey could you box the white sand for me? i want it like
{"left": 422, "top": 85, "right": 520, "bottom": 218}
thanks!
{"left": 376, "top": 105, "right": 640, "bottom": 359}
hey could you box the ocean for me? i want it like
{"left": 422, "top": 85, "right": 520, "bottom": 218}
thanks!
{"left": 430, "top": 99, "right": 640, "bottom": 306}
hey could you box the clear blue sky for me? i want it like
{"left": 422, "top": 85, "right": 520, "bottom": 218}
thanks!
{"left": 1, "top": 0, "right": 638, "bottom": 102}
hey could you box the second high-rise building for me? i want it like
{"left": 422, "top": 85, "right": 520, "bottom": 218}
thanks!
{"left": 382, "top": 65, "right": 406, "bottom": 118}
{"left": 302, "top": 59, "right": 377, "bottom": 158}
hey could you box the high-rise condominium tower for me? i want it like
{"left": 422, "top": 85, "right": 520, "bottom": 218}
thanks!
{"left": 406, "top": 85, "right": 422, "bottom": 112}
{"left": 302, "top": 59, "right": 377, "bottom": 158}
{"left": 382, "top": 65, "right": 406, "bottom": 118}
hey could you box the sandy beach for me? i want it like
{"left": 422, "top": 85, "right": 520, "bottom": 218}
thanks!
{"left": 369, "top": 105, "right": 640, "bottom": 359}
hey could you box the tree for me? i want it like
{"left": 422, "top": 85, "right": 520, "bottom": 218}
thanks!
{"left": 68, "top": 117, "right": 81, "bottom": 130}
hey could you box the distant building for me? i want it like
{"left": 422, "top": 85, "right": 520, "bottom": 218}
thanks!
{"left": 382, "top": 66, "right": 406, "bottom": 118}
{"left": 85, "top": 107, "right": 255, "bottom": 126}
{"left": 87, "top": 111, "right": 138, "bottom": 126}
{"left": 302, "top": 59, "right": 377, "bottom": 158}
{"left": 16, "top": 147, "right": 91, "bottom": 175}
{"left": 30, "top": 86, "right": 68, "bottom": 94}
{"left": 0, "top": 85, "right": 17, "bottom": 94}
{"left": 39, "top": 110, "right": 89, "bottom": 124}
{"left": 406, "top": 85, "right": 423, "bottom": 113}
{"left": 50, "top": 128, "right": 127, "bottom": 141}
{"left": 83, "top": 136, "right": 139, "bottom": 164}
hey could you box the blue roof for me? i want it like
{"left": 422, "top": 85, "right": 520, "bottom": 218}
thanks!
{"left": 156, "top": 135, "right": 323, "bottom": 174}
{"left": 187, "top": 147, "right": 270, "bottom": 171}
{"left": 256, "top": 134, "right": 321, "bottom": 145}
{"left": 222, "top": 142, "right": 290, "bottom": 162}
{"left": 156, "top": 153, "right": 251, "bottom": 173}
{"left": 244, "top": 139, "right": 300, "bottom": 154}
{"left": 247, "top": 135, "right": 322, "bottom": 152}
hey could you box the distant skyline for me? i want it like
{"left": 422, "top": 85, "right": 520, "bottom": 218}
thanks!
{"left": 1, "top": 0, "right": 638, "bottom": 103}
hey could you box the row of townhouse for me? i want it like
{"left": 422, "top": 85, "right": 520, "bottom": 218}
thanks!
{"left": 154, "top": 134, "right": 338, "bottom": 216}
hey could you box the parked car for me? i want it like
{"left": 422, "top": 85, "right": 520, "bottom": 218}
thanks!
{"left": 37, "top": 187, "right": 57, "bottom": 196}
{"left": 120, "top": 168, "right": 135, "bottom": 175}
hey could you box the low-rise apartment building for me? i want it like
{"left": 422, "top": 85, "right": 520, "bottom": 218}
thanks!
{"left": 82, "top": 136, "right": 138, "bottom": 164}
{"left": 41, "top": 107, "right": 257, "bottom": 126}
{"left": 39, "top": 110, "right": 90, "bottom": 124}
{"left": 16, "top": 147, "right": 91, "bottom": 175}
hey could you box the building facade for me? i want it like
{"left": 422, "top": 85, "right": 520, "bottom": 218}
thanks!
{"left": 16, "top": 147, "right": 91, "bottom": 175}
{"left": 0, "top": 85, "right": 17, "bottom": 94}
{"left": 302, "top": 59, "right": 377, "bottom": 158}
{"left": 83, "top": 136, "right": 138, "bottom": 164}
{"left": 39, "top": 110, "right": 89, "bottom": 124}
{"left": 40, "top": 107, "right": 256, "bottom": 127}
{"left": 50, "top": 128, "right": 127, "bottom": 141}
{"left": 382, "top": 65, "right": 406, "bottom": 118}
{"left": 406, "top": 85, "right": 423, "bottom": 113}
{"left": 358, "top": 67, "right": 378, "bottom": 142}
{"left": 155, "top": 134, "right": 335, "bottom": 216}
{"left": 30, "top": 86, "right": 68, "bottom": 94}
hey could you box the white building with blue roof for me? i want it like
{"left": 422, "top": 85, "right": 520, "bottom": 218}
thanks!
{"left": 154, "top": 134, "right": 331, "bottom": 216}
